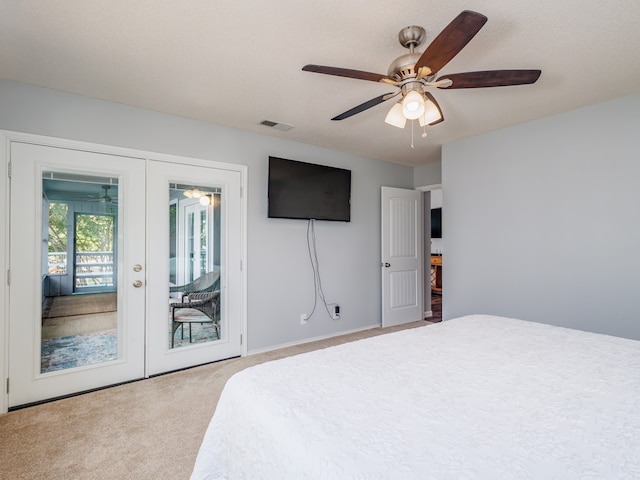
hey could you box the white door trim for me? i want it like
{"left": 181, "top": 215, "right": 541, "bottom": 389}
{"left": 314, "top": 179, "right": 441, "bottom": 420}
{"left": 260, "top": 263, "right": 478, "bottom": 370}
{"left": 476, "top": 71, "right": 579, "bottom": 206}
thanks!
{"left": 0, "top": 134, "right": 9, "bottom": 414}
{"left": 0, "top": 130, "right": 248, "bottom": 413}
{"left": 416, "top": 183, "right": 442, "bottom": 192}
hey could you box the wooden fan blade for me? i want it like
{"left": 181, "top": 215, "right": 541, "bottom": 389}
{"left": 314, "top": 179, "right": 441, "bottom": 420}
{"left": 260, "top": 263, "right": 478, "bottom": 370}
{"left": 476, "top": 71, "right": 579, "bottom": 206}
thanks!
{"left": 423, "top": 92, "right": 444, "bottom": 125}
{"left": 436, "top": 70, "right": 542, "bottom": 89}
{"left": 415, "top": 11, "right": 488, "bottom": 75}
{"left": 331, "top": 92, "right": 398, "bottom": 121}
{"left": 303, "top": 64, "right": 391, "bottom": 83}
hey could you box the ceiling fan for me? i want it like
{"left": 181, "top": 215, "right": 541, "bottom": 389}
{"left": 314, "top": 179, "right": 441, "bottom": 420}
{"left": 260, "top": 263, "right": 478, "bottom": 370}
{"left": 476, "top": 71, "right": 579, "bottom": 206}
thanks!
{"left": 302, "top": 10, "right": 541, "bottom": 130}
{"left": 86, "top": 185, "right": 117, "bottom": 204}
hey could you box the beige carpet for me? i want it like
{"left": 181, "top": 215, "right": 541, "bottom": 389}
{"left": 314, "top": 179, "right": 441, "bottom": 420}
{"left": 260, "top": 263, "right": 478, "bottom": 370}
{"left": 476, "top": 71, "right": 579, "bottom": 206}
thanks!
{"left": 0, "top": 320, "right": 432, "bottom": 480}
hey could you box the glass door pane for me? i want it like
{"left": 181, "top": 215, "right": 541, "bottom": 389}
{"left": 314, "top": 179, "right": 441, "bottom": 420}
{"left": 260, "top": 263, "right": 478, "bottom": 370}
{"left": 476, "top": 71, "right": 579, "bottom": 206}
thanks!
{"left": 41, "top": 174, "right": 119, "bottom": 373}
{"left": 170, "top": 185, "right": 220, "bottom": 349}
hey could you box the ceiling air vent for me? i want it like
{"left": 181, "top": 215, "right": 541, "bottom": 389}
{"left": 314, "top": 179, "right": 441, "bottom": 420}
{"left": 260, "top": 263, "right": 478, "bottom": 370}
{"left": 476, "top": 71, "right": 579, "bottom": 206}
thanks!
{"left": 259, "top": 120, "right": 294, "bottom": 132}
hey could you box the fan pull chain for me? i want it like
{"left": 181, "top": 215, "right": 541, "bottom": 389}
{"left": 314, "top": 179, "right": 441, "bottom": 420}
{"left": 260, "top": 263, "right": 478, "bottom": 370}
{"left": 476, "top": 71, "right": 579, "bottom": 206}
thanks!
{"left": 411, "top": 120, "right": 415, "bottom": 149}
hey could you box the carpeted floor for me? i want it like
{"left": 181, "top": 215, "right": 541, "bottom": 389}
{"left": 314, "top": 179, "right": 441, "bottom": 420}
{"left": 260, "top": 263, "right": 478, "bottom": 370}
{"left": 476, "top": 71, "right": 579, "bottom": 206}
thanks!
{"left": 0, "top": 319, "right": 433, "bottom": 480}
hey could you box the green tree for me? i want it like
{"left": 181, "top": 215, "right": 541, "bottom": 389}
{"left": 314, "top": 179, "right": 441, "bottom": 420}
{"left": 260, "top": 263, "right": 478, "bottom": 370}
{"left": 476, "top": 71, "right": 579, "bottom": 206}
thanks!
{"left": 75, "top": 214, "right": 114, "bottom": 252}
{"left": 48, "top": 203, "right": 68, "bottom": 252}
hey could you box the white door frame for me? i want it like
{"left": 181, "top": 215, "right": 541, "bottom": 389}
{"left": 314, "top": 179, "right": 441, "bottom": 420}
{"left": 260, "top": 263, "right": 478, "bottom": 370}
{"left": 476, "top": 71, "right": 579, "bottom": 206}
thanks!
{"left": 0, "top": 134, "right": 9, "bottom": 414}
{"left": 181, "top": 199, "right": 212, "bottom": 284}
{"left": 0, "top": 130, "right": 248, "bottom": 413}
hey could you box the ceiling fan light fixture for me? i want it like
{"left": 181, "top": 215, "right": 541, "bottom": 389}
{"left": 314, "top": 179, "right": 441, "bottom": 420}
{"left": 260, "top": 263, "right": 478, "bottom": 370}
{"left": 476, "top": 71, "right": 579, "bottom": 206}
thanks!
{"left": 184, "top": 188, "right": 203, "bottom": 199}
{"left": 419, "top": 98, "right": 443, "bottom": 126}
{"left": 384, "top": 102, "right": 407, "bottom": 128}
{"left": 303, "top": 10, "right": 542, "bottom": 148}
{"left": 402, "top": 90, "right": 425, "bottom": 120}
{"left": 199, "top": 195, "right": 211, "bottom": 206}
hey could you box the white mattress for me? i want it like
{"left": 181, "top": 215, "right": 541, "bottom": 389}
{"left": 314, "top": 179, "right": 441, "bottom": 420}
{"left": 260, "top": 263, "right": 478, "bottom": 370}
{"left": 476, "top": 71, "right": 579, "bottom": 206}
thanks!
{"left": 191, "top": 315, "right": 640, "bottom": 479}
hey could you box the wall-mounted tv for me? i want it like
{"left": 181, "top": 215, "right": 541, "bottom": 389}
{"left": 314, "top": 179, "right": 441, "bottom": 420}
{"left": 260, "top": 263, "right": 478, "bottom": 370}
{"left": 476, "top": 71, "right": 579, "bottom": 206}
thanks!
{"left": 431, "top": 207, "right": 442, "bottom": 238}
{"left": 268, "top": 156, "right": 351, "bottom": 222}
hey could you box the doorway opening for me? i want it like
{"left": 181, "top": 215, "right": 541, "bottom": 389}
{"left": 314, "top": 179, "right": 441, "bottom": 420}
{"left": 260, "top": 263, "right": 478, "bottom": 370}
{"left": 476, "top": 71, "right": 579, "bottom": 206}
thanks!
{"left": 421, "top": 186, "right": 443, "bottom": 323}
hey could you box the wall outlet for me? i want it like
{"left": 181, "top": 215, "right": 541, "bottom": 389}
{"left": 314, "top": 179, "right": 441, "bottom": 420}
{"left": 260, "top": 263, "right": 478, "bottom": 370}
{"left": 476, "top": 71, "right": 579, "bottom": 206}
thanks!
{"left": 333, "top": 305, "right": 340, "bottom": 319}
{"left": 300, "top": 313, "right": 308, "bottom": 325}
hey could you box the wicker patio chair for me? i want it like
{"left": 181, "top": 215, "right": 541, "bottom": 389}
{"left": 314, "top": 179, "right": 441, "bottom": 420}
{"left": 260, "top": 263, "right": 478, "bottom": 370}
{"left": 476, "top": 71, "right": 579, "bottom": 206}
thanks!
{"left": 169, "top": 270, "right": 220, "bottom": 301}
{"left": 170, "top": 291, "right": 220, "bottom": 347}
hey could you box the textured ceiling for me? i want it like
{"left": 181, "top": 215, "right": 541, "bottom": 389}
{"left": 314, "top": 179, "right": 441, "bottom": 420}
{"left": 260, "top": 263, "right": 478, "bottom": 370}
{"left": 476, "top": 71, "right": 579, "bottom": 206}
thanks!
{"left": 1, "top": 1, "right": 639, "bottom": 166}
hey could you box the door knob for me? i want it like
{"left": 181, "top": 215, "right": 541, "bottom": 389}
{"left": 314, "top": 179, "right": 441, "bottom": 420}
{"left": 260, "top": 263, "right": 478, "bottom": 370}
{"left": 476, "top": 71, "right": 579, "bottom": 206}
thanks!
{"left": 383, "top": 262, "right": 391, "bottom": 268}
{"left": 133, "top": 280, "right": 143, "bottom": 288}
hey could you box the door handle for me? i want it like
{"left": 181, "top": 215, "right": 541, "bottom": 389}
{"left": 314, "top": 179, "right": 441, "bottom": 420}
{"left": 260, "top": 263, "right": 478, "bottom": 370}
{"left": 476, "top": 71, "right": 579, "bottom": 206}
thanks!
{"left": 133, "top": 280, "right": 143, "bottom": 288}
{"left": 382, "top": 262, "right": 391, "bottom": 268}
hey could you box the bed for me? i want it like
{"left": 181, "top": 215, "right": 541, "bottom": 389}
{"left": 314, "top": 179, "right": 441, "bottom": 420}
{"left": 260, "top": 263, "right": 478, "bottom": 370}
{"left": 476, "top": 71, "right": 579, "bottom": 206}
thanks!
{"left": 191, "top": 315, "right": 640, "bottom": 479}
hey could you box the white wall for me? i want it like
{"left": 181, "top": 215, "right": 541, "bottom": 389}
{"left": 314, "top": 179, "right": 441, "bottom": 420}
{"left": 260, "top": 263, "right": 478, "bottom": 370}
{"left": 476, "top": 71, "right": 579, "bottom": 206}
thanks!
{"left": 442, "top": 93, "right": 640, "bottom": 340}
{"left": 0, "top": 80, "right": 414, "bottom": 352}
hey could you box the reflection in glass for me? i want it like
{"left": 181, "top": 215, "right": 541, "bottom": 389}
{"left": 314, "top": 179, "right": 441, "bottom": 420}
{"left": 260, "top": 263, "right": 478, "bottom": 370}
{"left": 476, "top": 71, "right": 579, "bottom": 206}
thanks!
{"left": 41, "top": 172, "right": 119, "bottom": 373}
{"left": 168, "top": 184, "right": 222, "bottom": 348}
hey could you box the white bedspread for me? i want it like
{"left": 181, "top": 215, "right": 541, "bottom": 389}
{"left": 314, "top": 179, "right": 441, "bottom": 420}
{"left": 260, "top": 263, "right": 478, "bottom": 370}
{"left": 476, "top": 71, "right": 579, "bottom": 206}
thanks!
{"left": 191, "top": 315, "right": 640, "bottom": 479}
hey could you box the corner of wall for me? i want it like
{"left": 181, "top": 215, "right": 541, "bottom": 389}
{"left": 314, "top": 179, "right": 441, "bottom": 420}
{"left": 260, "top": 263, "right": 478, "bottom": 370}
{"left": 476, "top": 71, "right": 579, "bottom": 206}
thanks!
{"left": 413, "top": 161, "right": 442, "bottom": 188}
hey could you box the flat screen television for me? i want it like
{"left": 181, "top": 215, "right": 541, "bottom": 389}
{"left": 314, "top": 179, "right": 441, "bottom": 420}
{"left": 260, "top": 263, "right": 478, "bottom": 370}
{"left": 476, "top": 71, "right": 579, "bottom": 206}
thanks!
{"left": 431, "top": 207, "right": 442, "bottom": 238}
{"left": 268, "top": 156, "right": 351, "bottom": 222}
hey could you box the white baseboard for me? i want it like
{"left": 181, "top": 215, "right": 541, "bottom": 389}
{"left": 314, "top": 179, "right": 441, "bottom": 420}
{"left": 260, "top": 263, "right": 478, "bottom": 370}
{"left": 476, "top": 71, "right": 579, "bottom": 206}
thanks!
{"left": 247, "top": 323, "right": 381, "bottom": 356}
{"left": 424, "top": 310, "right": 433, "bottom": 319}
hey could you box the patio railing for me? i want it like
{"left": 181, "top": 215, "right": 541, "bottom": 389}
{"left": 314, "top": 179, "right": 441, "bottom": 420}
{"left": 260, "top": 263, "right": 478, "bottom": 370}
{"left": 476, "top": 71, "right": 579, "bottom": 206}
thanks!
{"left": 48, "top": 251, "right": 115, "bottom": 289}
{"left": 47, "top": 252, "right": 67, "bottom": 275}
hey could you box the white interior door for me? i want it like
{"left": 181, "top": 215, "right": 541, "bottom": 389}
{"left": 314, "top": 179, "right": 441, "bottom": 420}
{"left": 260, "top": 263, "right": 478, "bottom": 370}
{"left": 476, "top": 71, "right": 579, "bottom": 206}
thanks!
{"left": 145, "top": 161, "right": 243, "bottom": 375}
{"left": 8, "top": 142, "right": 146, "bottom": 407}
{"left": 381, "top": 186, "right": 423, "bottom": 327}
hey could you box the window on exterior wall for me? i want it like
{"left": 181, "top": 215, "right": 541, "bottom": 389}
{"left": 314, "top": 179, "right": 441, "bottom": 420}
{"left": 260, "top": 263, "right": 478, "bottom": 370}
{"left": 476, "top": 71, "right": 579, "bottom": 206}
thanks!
{"left": 48, "top": 203, "right": 68, "bottom": 275}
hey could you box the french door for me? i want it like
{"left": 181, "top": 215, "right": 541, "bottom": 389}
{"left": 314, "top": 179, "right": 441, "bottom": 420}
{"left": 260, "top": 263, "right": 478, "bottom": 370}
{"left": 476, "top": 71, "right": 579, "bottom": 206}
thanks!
{"left": 146, "top": 160, "right": 242, "bottom": 375}
{"left": 8, "top": 141, "right": 243, "bottom": 407}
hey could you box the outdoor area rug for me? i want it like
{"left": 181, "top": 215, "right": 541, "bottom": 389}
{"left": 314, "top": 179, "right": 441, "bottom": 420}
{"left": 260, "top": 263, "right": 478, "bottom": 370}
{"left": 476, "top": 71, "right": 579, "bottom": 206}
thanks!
{"left": 39, "top": 317, "right": 220, "bottom": 373}
{"left": 41, "top": 329, "right": 117, "bottom": 373}
{"left": 42, "top": 292, "right": 117, "bottom": 319}
{"left": 171, "top": 320, "right": 220, "bottom": 347}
